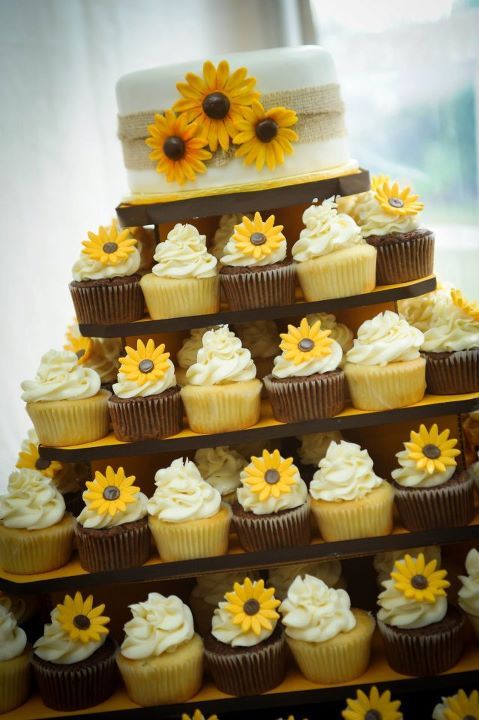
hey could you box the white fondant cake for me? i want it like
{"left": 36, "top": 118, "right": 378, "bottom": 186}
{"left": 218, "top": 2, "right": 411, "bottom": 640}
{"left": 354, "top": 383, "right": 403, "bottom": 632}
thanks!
{"left": 116, "top": 46, "right": 356, "bottom": 198}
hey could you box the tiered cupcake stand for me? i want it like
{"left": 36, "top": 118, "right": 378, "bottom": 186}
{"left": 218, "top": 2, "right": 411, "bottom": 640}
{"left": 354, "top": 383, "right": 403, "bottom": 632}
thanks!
{"left": 2, "top": 169, "right": 479, "bottom": 719}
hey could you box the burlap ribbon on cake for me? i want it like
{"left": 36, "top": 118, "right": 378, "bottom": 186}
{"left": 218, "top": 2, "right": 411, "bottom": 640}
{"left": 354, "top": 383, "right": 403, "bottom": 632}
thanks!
{"left": 118, "top": 84, "right": 346, "bottom": 171}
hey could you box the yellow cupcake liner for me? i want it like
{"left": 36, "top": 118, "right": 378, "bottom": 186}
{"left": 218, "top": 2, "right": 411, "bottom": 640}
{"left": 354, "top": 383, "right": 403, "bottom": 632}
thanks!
{"left": 181, "top": 379, "right": 262, "bottom": 433}
{"left": 0, "top": 646, "right": 32, "bottom": 713}
{"left": 286, "top": 609, "right": 375, "bottom": 684}
{"left": 116, "top": 633, "right": 203, "bottom": 706}
{"left": 344, "top": 357, "right": 426, "bottom": 411}
{"left": 296, "top": 245, "right": 377, "bottom": 302}
{"left": 0, "top": 515, "right": 74, "bottom": 574}
{"left": 148, "top": 504, "right": 232, "bottom": 561}
{"left": 310, "top": 482, "right": 394, "bottom": 542}
{"left": 26, "top": 390, "right": 111, "bottom": 447}
{"left": 140, "top": 273, "right": 219, "bottom": 320}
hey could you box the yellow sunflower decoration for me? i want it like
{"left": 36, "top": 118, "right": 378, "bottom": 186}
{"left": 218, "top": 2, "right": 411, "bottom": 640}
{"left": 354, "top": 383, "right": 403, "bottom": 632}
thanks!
{"left": 342, "top": 686, "right": 402, "bottom": 720}
{"left": 174, "top": 60, "right": 259, "bottom": 152}
{"left": 451, "top": 288, "right": 479, "bottom": 322}
{"left": 182, "top": 711, "right": 218, "bottom": 720}
{"left": 64, "top": 322, "right": 93, "bottom": 364}
{"left": 57, "top": 592, "right": 110, "bottom": 644}
{"left": 83, "top": 466, "right": 140, "bottom": 517}
{"left": 439, "top": 689, "right": 479, "bottom": 720}
{"left": 82, "top": 224, "right": 137, "bottom": 267}
{"left": 119, "top": 339, "right": 171, "bottom": 387}
{"left": 242, "top": 449, "right": 298, "bottom": 500}
{"left": 231, "top": 212, "right": 285, "bottom": 261}
{"left": 374, "top": 178, "right": 424, "bottom": 217}
{"left": 145, "top": 109, "right": 212, "bottom": 185}
{"left": 391, "top": 553, "right": 449, "bottom": 603}
{"left": 233, "top": 100, "right": 298, "bottom": 171}
{"left": 370, "top": 174, "right": 390, "bottom": 192}
{"left": 279, "top": 317, "right": 333, "bottom": 365}
{"left": 16, "top": 437, "right": 63, "bottom": 478}
{"left": 224, "top": 577, "right": 280, "bottom": 636}
{"left": 404, "top": 423, "right": 460, "bottom": 475}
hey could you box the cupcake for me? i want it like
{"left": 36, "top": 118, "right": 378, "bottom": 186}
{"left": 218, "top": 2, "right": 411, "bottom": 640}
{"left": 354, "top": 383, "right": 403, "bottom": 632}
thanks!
{"left": 377, "top": 553, "right": 465, "bottom": 676}
{"left": 69, "top": 223, "right": 143, "bottom": 324}
{"left": 0, "top": 605, "right": 31, "bottom": 713}
{"left": 233, "top": 449, "right": 310, "bottom": 551}
{"left": 75, "top": 465, "right": 150, "bottom": 572}
{"left": 349, "top": 175, "right": 433, "bottom": 285}
{"left": 147, "top": 458, "right": 231, "bottom": 561}
{"left": 0, "top": 469, "right": 74, "bottom": 574}
{"left": 433, "top": 689, "right": 479, "bottom": 720}
{"left": 235, "top": 319, "right": 280, "bottom": 382}
{"left": 398, "top": 281, "right": 453, "bottom": 332}
{"left": 292, "top": 197, "right": 376, "bottom": 301}
{"left": 189, "top": 571, "right": 259, "bottom": 637}
{"left": 64, "top": 320, "right": 122, "bottom": 391}
{"left": 108, "top": 338, "right": 182, "bottom": 442}
{"left": 280, "top": 575, "right": 375, "bottom": 684}
{"left": 344, "top": 310, "right": 425, "bottom": 410}
{"left": 306, "top": 312, "right": 354, "bottom": 359}
{"left": 210, "top": 213, "right": 251, "bottom": 261}
{"left": 421, "top": 288, "right": 479, "bottom": 394}
{"left": 176, "top": 326, "right": 215, "bottom": 386}
{"left": 181, "top": 325, "right": 262, "bottom": 434}
{"left": 21, "top": 350, "right": 110, "bottom": 446}
{"left": 296, "top": 429, "right": 343, "bottom": 483}
{"left": 342, "top": 686, "right": 403, "bottom": 720}
{"left": 373, "top": 545, "right": 441, "bottom": 588}
{"left": 140, "top": 223, "right": 219, "bottom": 319}
{"left": 268, "top": 559, "right": 343, "bottom": 599}
{"left": 220, "top": 212, "right": 295, "bottom": 310}
{"left": 194, "top": 446, "right": 247, "bottom": 504}
{"left": 391, "top": 423, "right": 474, "bottom": 530}
{"left": 309, "top": 441, "right": 394, "bottom": 541}
{"left": 264, "top": 317, "right": 345, "bottom": 422}
{"left": 204, "top": 577, "right": 285, "bottom": 695}
{"left": 458, "top": 548, "right": 479, "bottom": 641}
{"left": 116, "top": 592, "right": 203, "bottom": 706}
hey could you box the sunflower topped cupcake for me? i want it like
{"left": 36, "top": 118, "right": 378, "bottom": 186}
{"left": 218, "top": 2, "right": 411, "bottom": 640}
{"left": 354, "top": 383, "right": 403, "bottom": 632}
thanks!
{"left": 64, "top": 321, "right": 122, "bottom": 390}
{"left": 342, "top": 686, "right": 402, "bottom": 720}
{"left": 433, "top": 689, "right": 479, "bottom": 720}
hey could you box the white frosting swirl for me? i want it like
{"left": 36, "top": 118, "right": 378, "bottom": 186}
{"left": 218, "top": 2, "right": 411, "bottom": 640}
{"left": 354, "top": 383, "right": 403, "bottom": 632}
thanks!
{"left": 212, "top": 593, "right": 278, "bottom": 648}
{"left": 237, "top": 460, "right": 308, "bottom": 515}
{"left": 120, "top": 593, "right": 194, "bottom": 659}
{"left": 268, "top": 561, "right": 342, "bottom": 599}
{"left": 211, "top": 213, "right": 251, "bottom": 261}
{"left": 221, "top": 221, "right": 286, "bottom": 267}
{"left": 77, "top": 492, "right": 148, "bottom": 529}
{"left": 34, "top": 607, "right": 107, "bottom": 664}
{"left": 351, "top": 191, "right": 419, "bottom": 237}
{"left": 391, "top": 450, "right": 456, "bottom": 488}
{"left": 0, "top": 469, "right": 65, "bottom": 530}
{"left": 66, "top": 324, "right": 122, "bottom": 384}
{"left": 152, "top": 224, "right": 217, "bottom": 279}
{"left": 469, "top": 460, "right": 479, "bottom": 492}
{"left": 377, "top": 578, "right": 447, "bottom": 629}
{"left": 113, "top": 359, "right": 176, "bottom": 398}
{"left": 177, "top": 327, "right": 215, "bottom": 369}
{"left": 186, "top": 325, "right": 256, "bottom": 385}
{"left": 280, "top": 575, "right": 357, "bottom": 642}
{"left": 345, "top": 311, "right": 424, "bottom": 366}
{"left": 147, "top": 458, "right": 222, "bottom": 522}
{"left": 194, "top": 446, "right": 247, "bottom": 498}
{"left": 398, "top": 284, "right": 453, "bottom": 333}
{"left": 192, "top": 571, "right": 259, "bottom": 606}
{"left": 272, "top": 339, "right": 342, "bottom": 378}
{"left": 21, "top": 350, "right": 101, "bottom": 402}
{"left": 310, "top": 441, "right": 383, "bottom": 502}
{"left": 297, "top": 431, "right": 343, "bottom": 466}
{"left": 421, "top": 300, "right": 479, "bottom": 352}
{"left": 0, "top": 605, "right": 27, "bottom": 661}
{"left": 306, "top": 313, "right": 353, "bottom": 354}
{"left": 458, "top": 548, "right": 479, "bottom": 617}
{"left": 235, "top": 320, "right": 279, "bottom": 359}
{"left": 72, "top": 246, "right": 140, "bottom": 282}
{"left": 374, "top": 547, "right": 441, "bottom": 588}
{"left": 292, "top": 197, "right": 363, "bottom": 262}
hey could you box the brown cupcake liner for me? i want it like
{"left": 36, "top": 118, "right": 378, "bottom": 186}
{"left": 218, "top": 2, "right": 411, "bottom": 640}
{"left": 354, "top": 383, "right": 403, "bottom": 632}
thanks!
{"left": 220, "top": 262, "right": 296, "bottom": 311}
{"left": 74, "top": 517, "right": 151, "bottom": 572}
{"left": 377, "top": 606, "right": 465, "bottom": 676}
{"left": 393, "top": 471, "right": 475, "bottom": 531}
{"left": 204, "top": 625, "right": 286, "bottom": 696}
{"left": 69, "top": 274, "right": 144, "bottom": 325}
{"left": 264, "top": 370, "right": 345, "bottom": 422}
{"left": 366, "top": 230, "right": 434, "bottom": 285}
{"left": 424, "top": 348, "right": 479, "bottom": 394}
{"left": 232, "top": 501, "right": 311, "bottom": 551}
{"left": 32, "top": 637, "right": 117, "bottom": 711}
{"left": 108, "top": 386, "right": 183, "bottom": 441}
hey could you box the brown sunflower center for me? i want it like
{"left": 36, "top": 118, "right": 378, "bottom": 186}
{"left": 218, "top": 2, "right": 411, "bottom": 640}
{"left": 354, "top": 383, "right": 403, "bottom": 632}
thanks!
{"left": 250, "top": 232, "right": 267, "bottom": 246}
{"left": 138, "top": 359, "right": 154, "bottom": 374}
{"left": 202, "top": 91, "right": 230, "bottom": 119}
{"left": 423, "top": 443, "right": 441, "bottom": 459}
{"left": 243, "top": 599, "right": 260, "bottom": 616}
{"left": 264, "top": 469, "right": 280, "bottom": 485}
{"left": 73, "top": 614, "right": 91, "bottom": 630}
{"left": 388, "top": 197, "right": 404, "bottom": 209}
{"left": 255, "top": 118, "right": 278, "bottom": 143}
{"left": 35, "top": 457, "right": 51, "bottom": 471}
{"left": 76, "top": 349, "right": 85, "bottom": 360}
{"left": 103, "top": 242, "right": 118, "bottom": 254}
{"left": 103, "top": 485, "right": 121, "bottom": 501}
{"left": 365, "top": 712, "right": 382, "bottom": 720}
{"left": 411, "top": 574, "right": 428, "bottom": 590}
{"left": 298, "top": 338, "right": 315, "bottom": 352}
{"left": 163, "top": 136, "right": 185, "bottom": 160}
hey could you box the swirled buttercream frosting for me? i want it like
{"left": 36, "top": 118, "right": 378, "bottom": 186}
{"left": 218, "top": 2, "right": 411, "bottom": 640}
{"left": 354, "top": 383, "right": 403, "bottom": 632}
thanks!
{"left": 186, "top": 325, "right": 256, "bottom": 385}
{"left": 0, "top": 605, "right": 27, "bottom": 661}
{"left": 151, "top": 223, "right": 217, "bottom": 279}
{"left": 268, "top": 560, "right": 342, "bottom": 599}
{"left": 292, "top": 197, "right": 363, "bottom": 262}
{"left": 0, "top": 469, "right": 65, "bottom": 530}
{"left": 194, "top": 446, "right": 247, "bottom": 498}
{"left": 310, "top": 441, "right": 383, "bottom": 502}
{"left": 297, "top": 430, "right": 343, "bottom": 466}
{"left": 21, "top": 350, "right": 101, "bottom": 402}
{"left": 235, "top": 320, "right": 279, "bottom": 359}
{"left": 351, "top": 191, "right": 419, "bottom": 237}
{"left": 458, "top": 548, "right": 479, "bottom": 617}
{"left": 345, "top": 311, "right": 423, "bottom": 366}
